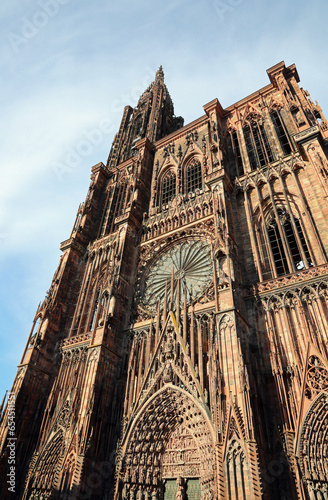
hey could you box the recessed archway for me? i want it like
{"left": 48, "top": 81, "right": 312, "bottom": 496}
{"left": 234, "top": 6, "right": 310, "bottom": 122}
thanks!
{"left": 116, "top": 385, "right": 216, "bottom": 499}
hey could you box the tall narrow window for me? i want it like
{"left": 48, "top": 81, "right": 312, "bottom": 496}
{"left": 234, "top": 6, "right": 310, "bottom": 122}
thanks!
{"left": 103, "top": 181, "right": 127, "bottom": 234}
{"left": 267, "top": 208, "right": 312, "bottom": 276}
{"left": 89, "top": 289, "right": 100, "bottom": 332}
{"left": 186, "top": 159, "right": 202, "bottom": 193}
{"left": 270, "top": 110, "right": 292, "bottom": 155}
{"left": 267, "top": 215, "right": 289, "bottom": 276}
{"left": 243, "top": 121, "right": 274, "bottom": 170}
{"left": 230, "top": 130, "right": 244, "bottom": 175}
{"left": 161, "top": 171, "right": 176, "bottom": 205}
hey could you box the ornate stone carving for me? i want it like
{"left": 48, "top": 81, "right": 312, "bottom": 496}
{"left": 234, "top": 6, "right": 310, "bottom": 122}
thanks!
{"left": 305, "top": 356, "right": 328, "bottom": 401}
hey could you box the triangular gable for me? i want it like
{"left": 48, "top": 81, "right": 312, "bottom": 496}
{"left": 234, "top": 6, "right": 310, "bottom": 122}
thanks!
{"left": 295, "top": 341, "right": 328, "bottom": 453}
{"left": 222, "top": 397, "right": 247, "bottom": 461}
{"left": 133, "top": 311, "right": 207, "bottom": 415}
{"left": 241, "top": 102, "right": 263, "bottom": 126}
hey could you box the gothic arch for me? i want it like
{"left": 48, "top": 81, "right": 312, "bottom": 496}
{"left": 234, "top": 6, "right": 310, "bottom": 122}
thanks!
{"left": 225, "top": 437, "right": 252, "bottom": 500}
{"left": 253, "top": 192, "right": 304, "bottom": 228}
{"left": 27, "top": 430, "right": 64, "bottom": 497}
{"left": 158, "top": 167, "right": 177, "bottom": 207}
{"left": 181, "top": 146, "right": 203, "bottom": 168}
{"left": 117, "top": 384, "right": 217, "bottom": 499}
{"left": 217, "top": 313, "right": 234, "bottom": 334}
{"left": 59, "top": 452, "right": 76, "bottom": 497}
{"left": 182, "top": 155, "right": 203, "bottom": 195}
{"left": 298, "top": 392, "right": 328, "bottom": 499}
{"left": 241, "top": 103, "right": 263, "bottom": 127}
{"left": 251, "top": 194, "right": 313, "bottom": 277}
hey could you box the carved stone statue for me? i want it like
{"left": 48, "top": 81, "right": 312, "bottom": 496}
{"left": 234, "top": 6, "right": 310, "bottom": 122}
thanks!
{"left": 136, "top": 486, "right": 143, "bottom": 500}
{"left": 176, "top": 477, "right": 185, "bottom": 500}
{"left": 151, "top": 489, "right": 158, "bottom": 500}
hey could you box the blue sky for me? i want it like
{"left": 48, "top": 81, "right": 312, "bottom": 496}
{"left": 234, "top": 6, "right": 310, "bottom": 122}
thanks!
{"left": 1, "top": 0, "right": 328, "bottom": 398}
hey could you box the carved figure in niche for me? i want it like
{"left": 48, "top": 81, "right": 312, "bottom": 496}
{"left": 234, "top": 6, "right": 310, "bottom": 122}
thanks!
{"left": 164, "top": 363, "right": 173, "bottom": 383}
{"left": 139, "top": 467, "right": 145, "bottom": 484}
{"left": 131, "top": 467, "right": 138, "bottom": 483}
{"left": 144, "top": 488, "right": 150, "bottom": 500}
{"left": 151, "top": 490, "right": 158, "bottom": 500}
{"left": 136, "top": 486, "right": 143, "bottom": 500}
{"left": 130, "top": 485, "right": 136, "bottom": 500}
{"left": 122, "top": 483, "right": 129, "bottom": 500}
{"left": 177, "top": 450, "right": 185, "bottom": 464}
{"left": 176, "top": 477, "right": 186, "bottom": 500}
{"left": 308, "top": 143, "right": 328, "bottom": 178}
{"left": 292, "top": 107, "right": 306, "bottom": 127}
{"left": 124, "top": 468, "right": 131, "bottom": 483}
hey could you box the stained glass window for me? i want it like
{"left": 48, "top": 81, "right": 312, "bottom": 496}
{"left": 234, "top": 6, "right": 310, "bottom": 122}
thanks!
{"left": 186, "top": 159, "right": 202, "bottom": 193}
{"left": 162, "top": 171, "right": 176, "bottom": 205}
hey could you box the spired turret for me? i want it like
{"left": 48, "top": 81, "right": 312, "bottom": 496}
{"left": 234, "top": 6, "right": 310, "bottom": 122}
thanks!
{"left": 106, "top": 66, "right": 184, "bottom": 169}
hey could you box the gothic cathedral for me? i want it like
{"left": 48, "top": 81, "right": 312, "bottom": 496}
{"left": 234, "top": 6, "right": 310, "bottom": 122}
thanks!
{"left": 1, "top": 62, "right": 328, "bottom": 500}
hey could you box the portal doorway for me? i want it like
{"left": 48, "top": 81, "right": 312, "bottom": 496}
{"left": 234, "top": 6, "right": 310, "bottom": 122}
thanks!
{"left": 163, "top": 478, "right": 201, "bottom": 500}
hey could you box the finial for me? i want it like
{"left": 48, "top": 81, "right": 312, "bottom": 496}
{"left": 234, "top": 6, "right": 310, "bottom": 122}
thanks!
{"left": 155, "top": 66, "right": 164, "bottom": 83}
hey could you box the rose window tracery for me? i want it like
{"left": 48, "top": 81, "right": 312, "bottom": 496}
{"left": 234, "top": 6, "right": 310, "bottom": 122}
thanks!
{"left": 305, "top": 355, "right": 328, "bottom": 399}
{"left": 143, "top": 240, "right": 213, "bottom": 311}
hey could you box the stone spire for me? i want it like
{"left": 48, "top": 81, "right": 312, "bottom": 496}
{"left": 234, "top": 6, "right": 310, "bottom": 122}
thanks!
{"left": 155, "top": 65, "right": 164, "bottom": 84}
{"left": 107, "top": 66, "right": 183, "bottom": 168}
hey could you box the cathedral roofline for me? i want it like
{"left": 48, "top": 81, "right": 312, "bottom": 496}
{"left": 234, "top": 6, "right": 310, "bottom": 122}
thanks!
{"left": 112, "top": 62, "right": 301, "bottom": 153}
{"left": 153, "top": 114, "right": 208, "bottom": 148}
{"left": 224, "top": 83, "right": 273, "bottom": 112}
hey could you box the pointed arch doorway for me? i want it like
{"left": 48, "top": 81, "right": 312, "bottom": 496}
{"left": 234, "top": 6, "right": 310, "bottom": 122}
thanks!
{"left": 117, "top": 385, "right": 216, "bottom": 500}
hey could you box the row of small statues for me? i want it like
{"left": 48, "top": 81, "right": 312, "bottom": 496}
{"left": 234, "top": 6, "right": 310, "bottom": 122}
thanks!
{"left": 121, "top": 477, "right": 185, "bottom": 500}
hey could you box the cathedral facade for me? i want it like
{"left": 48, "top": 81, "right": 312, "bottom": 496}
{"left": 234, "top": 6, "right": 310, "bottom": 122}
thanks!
{"left": 1, "top": 62, "right": 328, "bottom": 499}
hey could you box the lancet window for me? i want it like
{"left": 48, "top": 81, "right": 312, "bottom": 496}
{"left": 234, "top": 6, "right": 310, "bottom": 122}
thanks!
{"left": 89, "top": 288, "right": 100, "bottom": 332}
{"left": 186, "top": 158, "right": 203, "bottom": 193}
{"left": 266, "top": 208, "right": 312, "bottom": 276}
{"left": 243, "top": 120, "right": 274, "bottom": 170}
{"left": 161, "top": 170, "right": 176, "bottom": 206}
{"left": 59, "top": 457, "right": 75, "bottom": 498}
{"left": 102, "top": 181, "right": 127, "bottom": 235}
{"left": 230, "top": 130, "right": 244, "bottom": 176}
{"left": 226, "top": 439, "right": 250, "bottom": 500}
{"left": 270, "top": 110, "right": 292, "bottom": 156}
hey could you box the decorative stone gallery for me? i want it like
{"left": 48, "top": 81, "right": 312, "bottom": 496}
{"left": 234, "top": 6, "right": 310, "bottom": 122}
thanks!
{"left": 1, "top": 62, "right": 328, "bottom": 499}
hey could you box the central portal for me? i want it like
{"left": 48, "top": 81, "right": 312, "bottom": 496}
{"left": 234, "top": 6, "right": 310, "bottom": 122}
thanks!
{"left": 116, "top": 386, "right": 216, "bottom": 499}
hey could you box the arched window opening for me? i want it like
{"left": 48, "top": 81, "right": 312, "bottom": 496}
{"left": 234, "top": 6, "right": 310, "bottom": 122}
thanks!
{"left": 134, "top": 115, "right": 142, "bottom": 139}
{"left": 97, "top": 292, "right": 108, "bottom": 327}
{"left": 89, "top": 289, "right": 100, "bottom": 332}
{"left": 230, "top": 130, "right": 244, "bottom": 176}
{"left": 267, "top": 208, "right": 312, "bottom": 276}
{"left": 243, "top": 121, "right": 274, "bottom": 170}
{"left": 60, "top": 458, "right": 75, "bottom": 499}
{"left": 291, "top": 106, "right": 306, "bottom": 127}
{"left": 186, "top": 159, "right": 203, "bottom": 193}
{"left": 32, "top": 317, "right": 41, "bottom": 337}
{"left": 226, "top": 439, "right": 250, "bottom": 500}
{"left": 270, "top": 110, "right": 292, "bottom": 156}
{"left": 104, "top": 181, "right": 127, "bottom": 234}
{"left": 29, "top": 317, "right": 41, "bottom": 348}
{"left": 72, "top": 209, "right": 82, "bottom": 235}
{"left": 161, "top": 171, "right": 176, "bottom": 206}
{"left": 267, "top": 217, "right": 289, "bottom": 276}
